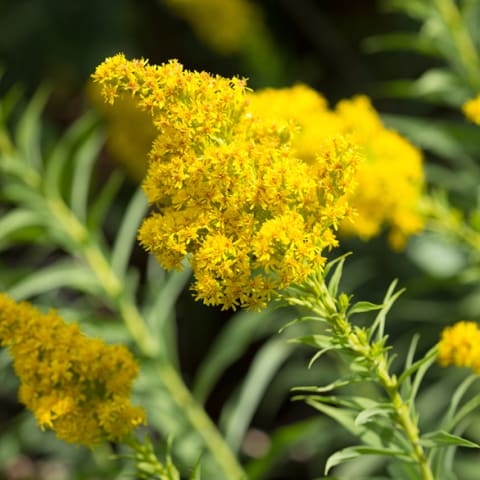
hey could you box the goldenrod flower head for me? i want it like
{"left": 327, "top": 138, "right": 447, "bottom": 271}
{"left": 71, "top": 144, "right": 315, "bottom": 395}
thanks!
{"left": 163, "top": 0, "right": 261, "bottom": 54}
{"left": 249, "top": 86, "right": 425, "bottom": 250}
{"left": 462, "top": 95, "right": 480, "bottom": 125}
{"left": 438, "top": 321, "right": 480, "bottom": 374}
{"left": 93, "top": 54, "right": 359, "bottom": 310}
{"left": 0, "top": 293, "right": 146, "bottom": 447}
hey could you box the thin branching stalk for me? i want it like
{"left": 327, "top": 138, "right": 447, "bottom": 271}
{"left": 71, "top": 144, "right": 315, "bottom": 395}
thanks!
{"left": 283, "top": 271, "right": 435, "bottom": 480}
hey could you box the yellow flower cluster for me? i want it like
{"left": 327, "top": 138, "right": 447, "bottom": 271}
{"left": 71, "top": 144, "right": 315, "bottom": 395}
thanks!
{"left": 438, "top": 321, "right": 480, "bottom": 373}
{"left": 163, "top": 0, "right": 260, "bottom": 54}
{"left": 0, "top": 293, "right": 145, "bottom": 447}
{"left": 248, "top": 85, "right": 425, "bottom": 249}
{"left": 93, "top": 54, "right": 359, "bottom": 310}
{"left": 463, "top": 95, "right": 480, "bottom": 125}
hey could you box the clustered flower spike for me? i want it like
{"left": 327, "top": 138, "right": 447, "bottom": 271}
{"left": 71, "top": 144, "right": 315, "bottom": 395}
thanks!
{"left": 0, "top": 293, "right": 146, "bottom": 447}
{"left": 93, "top": 54, "right": 359, "bottom": 310}
{"left": 438, "top": 321, "right": 480, "bottom": 374}
{"left": 247, "top": 85, "right": 425, "bottom": 250}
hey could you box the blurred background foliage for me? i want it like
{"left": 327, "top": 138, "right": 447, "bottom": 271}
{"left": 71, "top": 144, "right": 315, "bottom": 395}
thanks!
{"left": 2, "top": 0, "right": 480, "bottom": 479}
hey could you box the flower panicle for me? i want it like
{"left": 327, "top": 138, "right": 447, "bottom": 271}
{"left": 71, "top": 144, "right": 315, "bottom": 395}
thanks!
{"left": 0, "top": 293, "right": 145, "bottom": 447}
{"left": 93, "top": 55, "right": 359, "bottom": 310}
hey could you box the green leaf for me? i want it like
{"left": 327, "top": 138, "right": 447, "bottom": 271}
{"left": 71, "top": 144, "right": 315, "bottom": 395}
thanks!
{"left": 399, "top": 334, "right": 420, "bottom": 398}
{"left": 325, "top": 446, "right": 411, "bottom": 474}
{"left": 303, "top": 398, "right": 366, "bottom": 437}
{"left": 0, "top": 83, "right": 22, "bottom": 127}
{"left": 43, "top": 111, "right": 98, "bottom": 201}
{"left": 363, "top": 32, "right": 439, "bottom": 56}
{"left": 111, "top": 187, "right": 148, "bottom": 278}
{"left": 192, "top": 307, "right": 277, "bottom": 403}
{"left": 278, "top": 314, "right": 325, "bottom": 334}
{"left": 442, "top": 374, "right": 478, "bottom": 429}
{"left": 86, "top": 170, "right": 124, "bottom": 231}
{"left": 369, "top": 281, "right": 403, "bottom": 341}
{"left": 292, "top": 376, "right": 364, "bottom": 394}
{"left": 347, "top": 301, "right": 383, "bottom": 316}
{"left": 398, "top": 346, "right": 438, "bottom": 387}
{"left": 355, "top": 404, "right": 394, "bottom": 426}
{"left": 378, "top": 70, "right": 471, "bottom": 107}
{"left": 0, "top": 209, "right": 46, "bottom": 248}
{"left": 69, "top": 119, "right": 104, "bottom": 222}
{"left": 292, "top": 334, "right": 332, "bottom": 349}
{"left": 7, "top": 260, "right": 101, "bottom": 300}
{"left": 327, "top": 255, "right": 347, "bottom": 298}
{"left": 448, "top": 394, "right": 480, "bottom": 432}
{"left": 407, "top": 347, "right": 438, "bottom": 404}
{"left": 14, "top": 86, "right": 50, "bottom": 171}
{"left": 323, "top": 252, "right": 352, "bottom": 276}
{"left": 382, "top": 114, "right": 480, "bottom": 169}
{"left": 419, "top": 430, "right": 480, "bottom": 449}
{"left": 189, "top": 458, "right": 201, "bottom": 480}
{"left": 143, "top": 261, "right": 191, "bottom": 363}
{"left": 221, "top": 338, "right": 293, "bottom": 452}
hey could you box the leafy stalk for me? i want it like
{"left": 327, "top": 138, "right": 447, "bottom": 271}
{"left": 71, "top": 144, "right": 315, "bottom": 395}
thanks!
{"left": 282, "top": 258, "right": 436, "bottom": 479}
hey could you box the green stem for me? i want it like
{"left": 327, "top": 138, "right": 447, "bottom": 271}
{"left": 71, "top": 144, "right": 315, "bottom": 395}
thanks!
{"left": 376, "top": 358, "right": 434, "bottom": 480}
{"left": 47, "top": 194, "right": 245, "bottom": 480}
{"left": 158, "top": 361, "right": 246, "bottom": 480}
{"left": 289, "top": 277, "right": 434, "bottom": 480}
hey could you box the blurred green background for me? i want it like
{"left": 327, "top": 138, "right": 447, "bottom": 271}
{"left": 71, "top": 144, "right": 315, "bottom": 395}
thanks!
{"left": 2, "top": 1, "right": 480, "bottom": 479}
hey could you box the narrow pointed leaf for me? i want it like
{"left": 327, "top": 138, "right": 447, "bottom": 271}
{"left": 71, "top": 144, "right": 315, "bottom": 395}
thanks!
{"left": 111, "top": 187, "right": 148, "bottom": 278}
{"left": 348, "top": 301, "right": 383, "bottom": 315}
{"left": 420, "top": 430, "right": 480, "bottom": 449}
{"left": 8, "top": 261, "right": 101, "bottom": 300}
{"left": 15, "top": 86, "right": 50, "bottom": 170}
{"left": 193, "top": 308, "right": 279, "bottom": 403}
{"left": 70, "top": 122, "right": 104, "bottom": 221}
{"left": 87, "top": 170, "right": 124, "bottom": 231}
{"left": 221, "top": 338, "right": 293, "bottom": 452}
{"left": 325, "top": 446, "right": 410, "bottom": 474}
{"left": 43, "top": 112, "right": 98, "bottom": 200}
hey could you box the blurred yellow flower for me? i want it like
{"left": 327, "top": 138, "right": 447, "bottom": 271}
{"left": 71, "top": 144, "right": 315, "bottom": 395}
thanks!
{"left": 88, "top": 82, "right": 155, "bottom": 182}
{"left": 462, "top": 95, "right": 480, "bottom": 125}
{"left": 0, "top": 293, "right": 145, "bottom": 447}
{"left": 163, "top": 0, "right": 261, "bottom": 54}
{"left": 438, "top": 321, "right": 480, "bottom": 374}
{"left": 248, "top": 86, "right": 425, "bottom": 249}
{"left": 93, "top": 54, "right": 359, "bottom": 310}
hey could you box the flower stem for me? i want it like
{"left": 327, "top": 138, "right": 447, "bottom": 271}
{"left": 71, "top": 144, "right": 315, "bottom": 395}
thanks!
{"left": 376, "top": 358, "right": 434, "bottom": 480}
{"left": 158, "top": 360, "right": 246, "bottom": 480}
